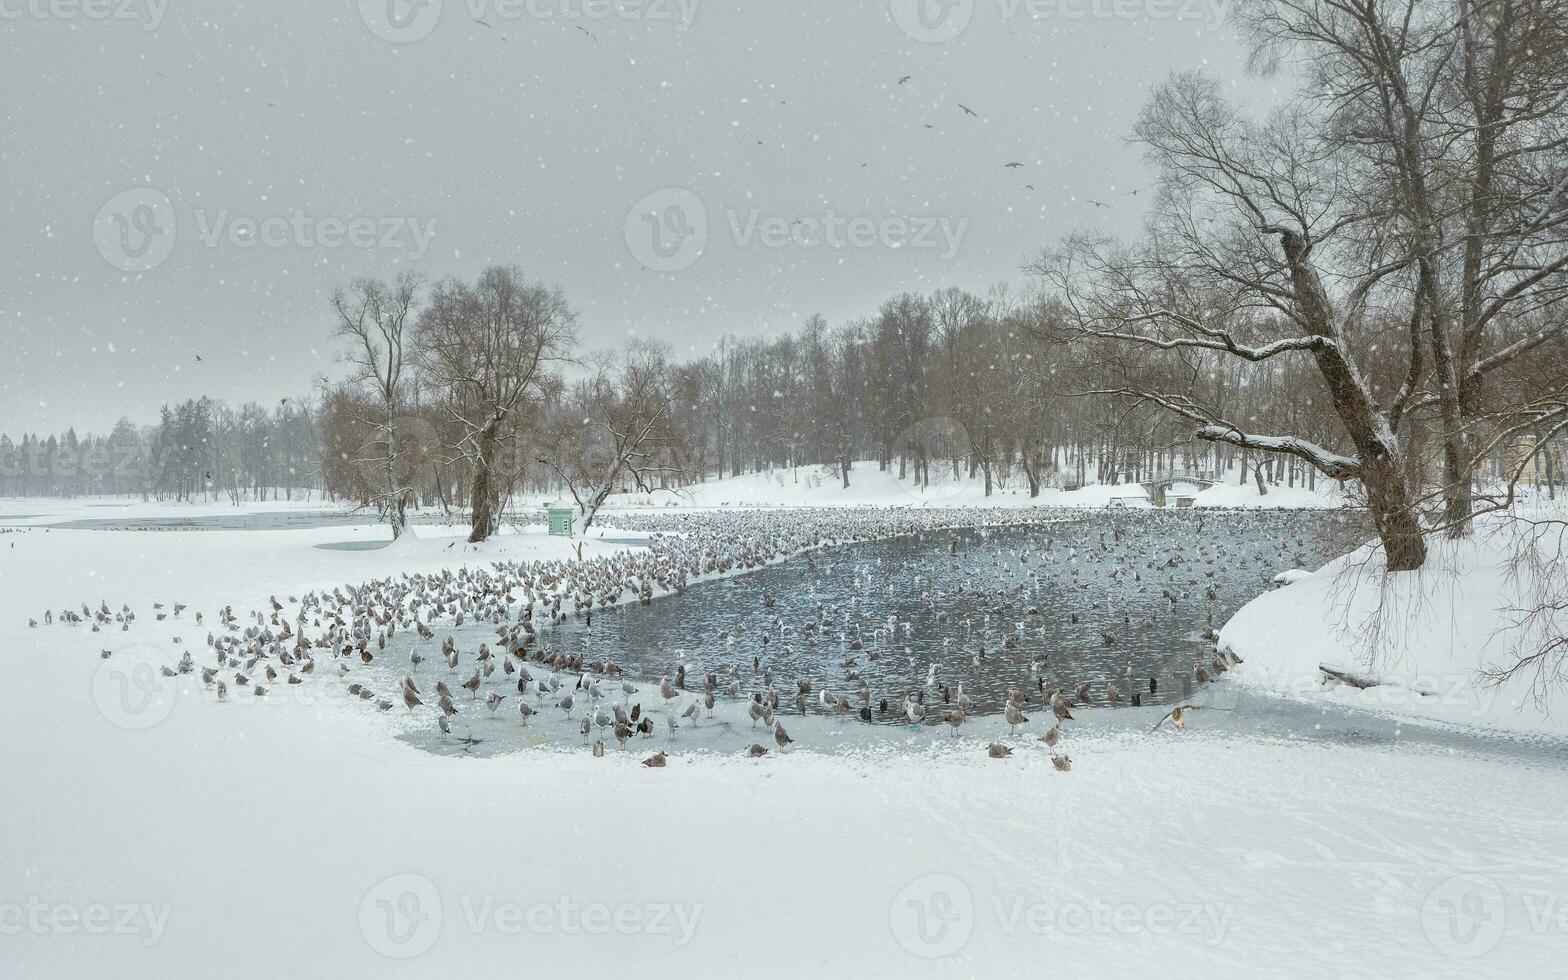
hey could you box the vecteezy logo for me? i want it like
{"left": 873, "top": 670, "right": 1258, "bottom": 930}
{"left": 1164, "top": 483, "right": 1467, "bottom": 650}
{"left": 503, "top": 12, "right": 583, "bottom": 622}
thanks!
{"left": 623, "top": 187, "right": 708, "bottom": 272}
{"left": 93, "top": 188, "right": 177, "bottom": 272}
{"left": 91, "top": 645, "right": 179, "bottom": 730}
{"left": 359, "top": 0, "right": 443, "bottom": 43}
{"left": 888, "top": 0, "right": 974, "bottom": 42}
{"left": 359, "top": 873, "right": 442, "bottom": 958}
{"left": 889, "top": 873, "right": 973, "bottom": 958}
{"left": 1421, "top": 874, "right": 1505, "bottom": 959}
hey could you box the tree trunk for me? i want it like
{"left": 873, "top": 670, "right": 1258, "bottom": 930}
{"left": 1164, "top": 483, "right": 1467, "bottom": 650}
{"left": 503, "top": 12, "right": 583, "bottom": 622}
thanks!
{"left": 468, "top": 428, "right": 502, "bottom": 543}
{"left": 1282, "top": 228, "right": 1427, "bottom": 570}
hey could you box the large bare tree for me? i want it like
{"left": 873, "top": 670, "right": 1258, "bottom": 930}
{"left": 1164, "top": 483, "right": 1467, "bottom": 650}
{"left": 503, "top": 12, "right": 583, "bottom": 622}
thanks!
{"left": 1238, "top": 0, "right": 1568, "bottom": 534}
{"left": 1036, "top": 70, "right": 1433, "bottom": 569}
{"left": 416, "top": 265, "right": 576, "bottom": 542}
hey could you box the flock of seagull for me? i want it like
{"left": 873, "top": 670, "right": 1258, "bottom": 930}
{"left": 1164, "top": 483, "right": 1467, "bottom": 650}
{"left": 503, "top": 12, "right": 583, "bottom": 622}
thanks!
{"left": 34, "top": 506, "right": 1351, "bottom": 768}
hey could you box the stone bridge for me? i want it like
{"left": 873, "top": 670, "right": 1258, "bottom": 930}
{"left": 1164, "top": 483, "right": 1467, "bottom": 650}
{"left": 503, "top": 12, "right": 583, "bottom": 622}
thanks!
{"left": 1140, "top": 473, "right": 1216, "bottom": 507}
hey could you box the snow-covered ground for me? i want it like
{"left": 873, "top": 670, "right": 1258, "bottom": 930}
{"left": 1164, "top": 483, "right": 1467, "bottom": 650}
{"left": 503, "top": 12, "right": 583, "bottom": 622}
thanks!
{"left": 1222, "top": 512, "right": 1568, "bottom": 735}
{"left": 5, "top": 495, "right": 1567, "bottom": 978}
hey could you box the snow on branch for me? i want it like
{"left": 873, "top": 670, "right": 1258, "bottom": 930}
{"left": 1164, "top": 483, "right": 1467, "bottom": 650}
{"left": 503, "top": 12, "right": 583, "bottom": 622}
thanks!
{"left": 1196, "top": 425, "right": 1362, "bottom": 480}
{"left": 1074, "top": 322, "right": 1335, "bottom": 363}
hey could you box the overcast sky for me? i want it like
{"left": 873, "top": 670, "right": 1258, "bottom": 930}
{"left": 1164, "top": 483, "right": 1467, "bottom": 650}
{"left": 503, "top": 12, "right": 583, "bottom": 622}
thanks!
{"left": 0, "top": 0, "right": 1270, "bottom": 436}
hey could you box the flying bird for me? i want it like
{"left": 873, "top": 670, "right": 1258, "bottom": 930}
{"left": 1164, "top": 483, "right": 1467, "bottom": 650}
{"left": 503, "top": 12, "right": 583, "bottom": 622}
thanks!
{"left": 1004, "top": 162, "right": 1024, "bottom": 168}
{"left": 897, "top": 74, "right": 911, "bottom": 84}
{"left": 958, "top": 103, "right": 978, "bottom": 117}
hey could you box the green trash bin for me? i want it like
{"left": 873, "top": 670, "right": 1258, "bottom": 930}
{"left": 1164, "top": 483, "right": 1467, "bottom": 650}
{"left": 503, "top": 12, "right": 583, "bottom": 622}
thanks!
{"left": 546, "top": 504, "right": 575, "bottom": 537}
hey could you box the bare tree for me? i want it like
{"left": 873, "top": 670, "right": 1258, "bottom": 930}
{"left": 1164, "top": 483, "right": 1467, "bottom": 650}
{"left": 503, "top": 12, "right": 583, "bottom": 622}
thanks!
{"left": 1238, "top": 0, "right": 1568, "bottom": 534}
{"left": 539, "top": 340, "right": 676, "bottom": 531}
{"left": 416, "top": 265, "right": 576, "bottom": 542}
{"left": 1035, "top": 67, "right": 1435, "bottom": 569}
{"left": 331, "top": 272, "right": 422, "bottom": 539}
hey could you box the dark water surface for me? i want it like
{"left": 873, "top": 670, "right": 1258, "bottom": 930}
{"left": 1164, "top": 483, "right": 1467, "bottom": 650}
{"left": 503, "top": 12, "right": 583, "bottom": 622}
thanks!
{"left": 547, "top": 509, "right": 1370, "bottom": 709}
{"left": 358, "top": 508, "right": 1455, "bottom": 756}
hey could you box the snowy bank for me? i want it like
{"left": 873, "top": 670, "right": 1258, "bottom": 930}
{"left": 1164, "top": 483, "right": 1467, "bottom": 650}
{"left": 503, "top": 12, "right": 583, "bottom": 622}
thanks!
{"left": 1221, "top": 517, "right": 1568, "bottom": 735}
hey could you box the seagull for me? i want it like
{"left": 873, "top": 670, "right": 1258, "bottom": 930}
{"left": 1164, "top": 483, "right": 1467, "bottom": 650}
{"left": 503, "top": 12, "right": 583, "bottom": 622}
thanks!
{"left": 958, "top": 103, "right": 978, "bottom": 117}
{"left": 1004, "top": 701, "right": 1029, "bottom": 734}
{"left": 1050, "top": 691, "right": 1074, "bottom": 721}
{"left": 1004, "top": 162, "right": 1024, "bottom": 168}
{"left": 576, "top": 25, "right": 599, "bottom": 41}
{"left": 987, "top": 743, "right": 1012, "bottom": 758}
{"left": 944, "top": 708, "right": 965, "bottom": 736}
{"left": 1088, "top": 200, "right": 1110, "bottom": 209}
{"left": 1153, "top": 704, "right": 1208, "bottom": 732}
{"left": 897, "top": 74, "right": 911, "bottom": 84}
{"left": 643, "top": 751, "right": 667, "bottom": 768}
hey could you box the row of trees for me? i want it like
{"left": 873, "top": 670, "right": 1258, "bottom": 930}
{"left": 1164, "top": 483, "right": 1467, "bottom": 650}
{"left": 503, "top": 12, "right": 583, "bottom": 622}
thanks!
{"left": 0, "top": 399, "right": 320, "bottom": 501}
{"left": 11, "top": 0, "right": 1566, "bottom": 577}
